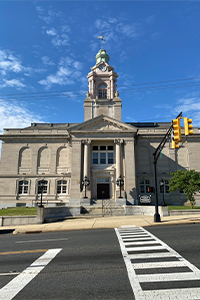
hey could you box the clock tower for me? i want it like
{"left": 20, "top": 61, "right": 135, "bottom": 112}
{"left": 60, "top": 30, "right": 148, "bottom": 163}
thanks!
{"left": 84, "top": 48, "right": 122, "bottom": 121}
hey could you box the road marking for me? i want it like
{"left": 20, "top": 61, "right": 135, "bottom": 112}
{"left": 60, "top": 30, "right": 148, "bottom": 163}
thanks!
{"left": 133, "top": 261, "right": 187, "bottom": 269}
{"left": 0, "top": 273, "right": 20, "bottom": 276}
{"left": 143, "top": 288, "right": 200, "bottom": 299}
{"left": 115, "top": 226, "right": 200, "bottom": 300}
{"left": 16, "top": 238, "right": 68, "bottom": 244}
{"left": 0, "top": 249, "right": 48, "bottom": 255}
{"left": 0, "top": 248, "right": 62, "bottom": 300}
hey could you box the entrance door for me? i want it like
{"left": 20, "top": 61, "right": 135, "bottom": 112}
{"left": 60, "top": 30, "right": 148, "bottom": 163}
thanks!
{"left": 97, "top": 183, "right": 110, "bottom": 199}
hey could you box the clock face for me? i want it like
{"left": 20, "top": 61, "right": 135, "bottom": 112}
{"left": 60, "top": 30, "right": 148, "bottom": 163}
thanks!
{"left": 99, "top": 65, "right": 106, "bottom": 72}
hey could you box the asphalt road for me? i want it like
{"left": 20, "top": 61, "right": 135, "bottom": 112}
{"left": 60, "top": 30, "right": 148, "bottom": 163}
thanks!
{"left": 0, "top": 229, "right": 134, "bottom": 300}
{"left": 0, "top": 224, "right": 200, "bottom": 300}
{"left": 145, "top": 224, "right": 200, "bottom": 270}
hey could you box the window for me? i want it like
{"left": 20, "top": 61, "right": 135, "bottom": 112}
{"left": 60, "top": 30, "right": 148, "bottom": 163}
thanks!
{"left": 93, "top": 152, "right": 98, "bottom": 164}
{"left": 92, "top": 146, "right": 114, "bottom": 165}
{"left": 18, "top": 180, "right": 29, "bottom": 195}
{"left": 98, "top": 84, "right": 107, "bottom": 99}
{"left": 140, "top": 180, "right": 150, "bottom": 194}
{"left": 100, "top": 153, "right": 106, "bottom": 164}
{"left": 159, "top": 180, "right": 169, "bottom": 194}
{"left": 108, "top": 153, "right": 114, "bottom": 164}
{"left": 38, "top": 180, "right": 48, "bottom": 194}
{"left": 57, "top": 180, "right": 67, "bottom": 194}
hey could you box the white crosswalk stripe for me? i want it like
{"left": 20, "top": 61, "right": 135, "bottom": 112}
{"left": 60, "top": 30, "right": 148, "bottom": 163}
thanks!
{"left": 115, "top": 226, "right": 200, "bottom": 300}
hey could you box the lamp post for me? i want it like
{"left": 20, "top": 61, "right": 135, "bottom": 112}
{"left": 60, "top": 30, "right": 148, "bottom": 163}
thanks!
{"left": 160, "top": 178, "right": 166, "bottom": 206}
{"left": 38, "top": 179, "right": 46, "bottom": 208}
{"left": 82, "top": 176, "right": 90, "bottom": 199}
{"left": 116, "top": 175, "right": 124, "bottom": 198}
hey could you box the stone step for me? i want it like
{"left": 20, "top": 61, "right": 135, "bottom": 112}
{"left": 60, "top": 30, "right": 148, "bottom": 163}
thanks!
{"left": 81, "top": 206, "right": 125, "bottom": 216}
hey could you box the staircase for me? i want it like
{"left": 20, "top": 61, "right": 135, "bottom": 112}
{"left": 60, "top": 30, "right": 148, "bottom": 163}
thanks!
{"left": 81, "top": 199, "right": 126, "bottom": 216}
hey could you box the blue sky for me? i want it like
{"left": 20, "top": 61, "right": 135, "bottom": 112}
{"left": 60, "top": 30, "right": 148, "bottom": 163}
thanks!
{"left": 0, "top": 1, "right": 200, "bottom": 132}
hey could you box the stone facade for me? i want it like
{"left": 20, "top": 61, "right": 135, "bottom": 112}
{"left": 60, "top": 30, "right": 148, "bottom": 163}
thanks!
{"left": 0, "top": 48, "right": 200, "bottom": 208}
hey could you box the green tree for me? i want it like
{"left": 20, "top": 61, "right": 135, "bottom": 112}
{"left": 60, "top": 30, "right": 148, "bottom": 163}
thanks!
{"left": 169, "top": 169, "right": 200, "bottom": 208}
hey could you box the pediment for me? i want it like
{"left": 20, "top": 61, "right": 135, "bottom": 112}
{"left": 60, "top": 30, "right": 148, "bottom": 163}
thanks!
{"left": 68, "top": 115, "right": 137, "bottom": 133}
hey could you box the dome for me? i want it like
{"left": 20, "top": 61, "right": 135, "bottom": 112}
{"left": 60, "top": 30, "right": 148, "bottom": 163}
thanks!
{"left": 95, "top": 49, "right": 109, "bottom": 64}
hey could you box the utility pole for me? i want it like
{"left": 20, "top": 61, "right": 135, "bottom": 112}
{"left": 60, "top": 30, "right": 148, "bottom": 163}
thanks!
{"left": 153, "top": 112, "right": 182, "bottom": 222}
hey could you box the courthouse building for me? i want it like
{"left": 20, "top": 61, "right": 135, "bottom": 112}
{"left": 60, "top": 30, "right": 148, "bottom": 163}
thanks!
{"left": 0, "top": 48, "right": 199, "bottom": 208}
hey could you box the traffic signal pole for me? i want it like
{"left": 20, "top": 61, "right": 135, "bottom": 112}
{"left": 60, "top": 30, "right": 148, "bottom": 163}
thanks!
{"left": 153, "top": 112, "right": 182, "bottom": 222}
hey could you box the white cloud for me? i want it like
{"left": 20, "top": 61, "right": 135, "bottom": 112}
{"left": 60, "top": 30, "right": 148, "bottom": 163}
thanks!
{"left": 0, "top": 49, "right": 31, "bottom": 78}
{"left": 51, "top": 35, "right": 69, "bottom": 47}
{"left": 41, "top": 56, "right": 55, "bottom": 66}
{"left": 38, "top": 56, "right": 83, "bottom": 89}
{"left": 116, "top": 23, "right": 142, "bottom": 38}
{"left": 0, "top": 101, "right": 44, "bottom": 155}
{"left": 0, "top": 102, "right": 43, "bottom": 130}
{"left": 46, "top": 28, "right": 57, "bottom": 36}
{"left": 0, "top": 79, "right": 26, "bottom": 89}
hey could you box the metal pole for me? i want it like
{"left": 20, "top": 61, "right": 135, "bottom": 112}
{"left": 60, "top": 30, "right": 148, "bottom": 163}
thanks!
{"left": 154, "top": 154, "right": 161, "bottom": 222}
{"left": 85, "top": 184, "right": 87, "bottom": 198}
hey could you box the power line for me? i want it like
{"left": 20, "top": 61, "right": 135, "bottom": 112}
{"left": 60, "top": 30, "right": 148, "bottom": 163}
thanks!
{"left": 0, "top": 76, "right": 200, "bottom": 101}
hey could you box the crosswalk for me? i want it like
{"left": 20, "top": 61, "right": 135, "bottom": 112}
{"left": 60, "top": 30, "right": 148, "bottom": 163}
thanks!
{"left": 115, "top": 226, "right": 200, "bottom": 300}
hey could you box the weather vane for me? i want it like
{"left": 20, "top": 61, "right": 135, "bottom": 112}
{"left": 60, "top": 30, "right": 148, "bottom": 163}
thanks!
{"left": 98, "top": 34, "right": 106, "bottom": 49}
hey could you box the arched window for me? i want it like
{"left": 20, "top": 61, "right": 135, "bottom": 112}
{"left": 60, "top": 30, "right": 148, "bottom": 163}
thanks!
{"left": 56, "top": 147, "right": 69, "bottom": 174}
{"left": 98, "top": 84, "right": 107, "bottom": 99}
{"left": 38, "top": 147, "right": 50, "bottom": 167}
{"left": 38, "top": 147, "right": 50, "bottom": 174}
{"left": 18, "top": 147, "right": 31, "bottom": 174}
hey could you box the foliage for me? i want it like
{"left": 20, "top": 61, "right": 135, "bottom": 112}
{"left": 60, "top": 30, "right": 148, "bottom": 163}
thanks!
{"left": 169, "top": 170, "right": 200, "bottom": 208}
{"left": 0, "top": 207, "right": 37, "bottom": 216}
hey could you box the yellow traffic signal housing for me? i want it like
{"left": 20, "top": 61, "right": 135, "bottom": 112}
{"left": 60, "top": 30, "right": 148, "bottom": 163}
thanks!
{"left": 184, "top": 117, "right": 193, "bottom": 136}
{"left": 171, "top": 140, "right": 179, "bottom": 149}
{"left": 172, "top": 118, "right": 181, "bottom": 142}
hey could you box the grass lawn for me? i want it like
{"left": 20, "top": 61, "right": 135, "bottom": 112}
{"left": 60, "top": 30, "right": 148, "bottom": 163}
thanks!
{"left": 168, "top": 206, "right": 200, "bottom": 210}
{"left": 0, "top": 207, "right": 37, "bottom": 216}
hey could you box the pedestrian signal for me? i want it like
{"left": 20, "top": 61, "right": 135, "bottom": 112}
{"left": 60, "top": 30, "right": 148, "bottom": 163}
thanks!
{"left": 147, "top": 187, "right": 154, "bottom": 193}
{"left": 184, "top": 118, "right": 193, "bottom": 136}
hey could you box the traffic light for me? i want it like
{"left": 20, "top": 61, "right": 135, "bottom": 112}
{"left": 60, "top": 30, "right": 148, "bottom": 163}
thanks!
{"left": 172, "top": 118, "right": 181, "bottom": 149}
{"left": 184, "top": 117, "right": 193, "bottom": 136}
{"left": 171, "top": 140, "right": 179, "bottom": 149}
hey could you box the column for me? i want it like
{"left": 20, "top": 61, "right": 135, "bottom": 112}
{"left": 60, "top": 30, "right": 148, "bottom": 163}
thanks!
{"left": 110, "top": 76, "right": 113, "bottom": 99}
{"left": 83, "top": 142, "right": 89, "bottom": 178}
{"left": 124, "top": 138, "right": 137, "bottom": 204}
{"left": 82, "top": 140, "right": 91, "bottom": 203}
{"left": 115, "top": 139, "right": 122, "bottom": 180}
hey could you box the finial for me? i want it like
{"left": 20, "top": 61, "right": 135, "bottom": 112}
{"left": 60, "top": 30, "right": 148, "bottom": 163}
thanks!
{"left": 86, "top": 91, "right": 90, "bottom": 98}
{"left": 115, "top": 91, "right": 119, "bottom": 97}
{"left": 98, "top": 34, "right": 105, "bottom": 49}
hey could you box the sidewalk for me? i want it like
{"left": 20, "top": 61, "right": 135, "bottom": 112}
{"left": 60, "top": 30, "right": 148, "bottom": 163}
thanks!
{"left": 1, "top": 214, "right": 200, "bottom": 235}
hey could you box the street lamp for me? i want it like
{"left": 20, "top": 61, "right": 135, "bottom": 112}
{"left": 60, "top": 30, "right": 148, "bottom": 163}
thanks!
{"left": 160, "top": 178, "right": 166, "bottom": 206}
{"left": 82, "top": 176, "right": 90, "bottom": 199}
{"left": 116, "top": 175, "right": 124, "bottom": 198}
{"left": 38, "top": 179, "right": 46, "bottom": 207}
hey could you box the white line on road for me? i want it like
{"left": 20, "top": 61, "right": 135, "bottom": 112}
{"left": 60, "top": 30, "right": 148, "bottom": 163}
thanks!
{"left": 16, "top": 238, "right": 68, "bottom": 244}
{"left": 0, "top": 248, "right": 62, "bottom": 300}
{"left": 143, "top": 288, "right": 200, "bottom": 300}
{"left": 133, "top": 261, "right": 187, "bottom": 269}
{"left": 115, "top": 226, "right": 200, "bottom": 300}
{"left": 0, "top": 273, "right": 20, "bottom": 276}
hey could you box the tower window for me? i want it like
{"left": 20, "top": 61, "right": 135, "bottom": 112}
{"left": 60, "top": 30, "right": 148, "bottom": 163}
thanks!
{"left": 98, "top": 84, "right": 107, "bottom": 99}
